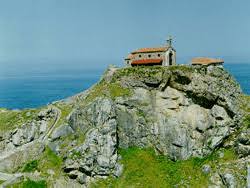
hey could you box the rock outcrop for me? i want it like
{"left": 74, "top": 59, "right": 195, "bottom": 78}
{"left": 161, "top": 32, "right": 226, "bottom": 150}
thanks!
{"left": 63, "top": 99, "right": 121, "bottom": 184}
{"left": 0, "top": 107, "right": 57, "bottom": 172}
{"left": 58, "top": 65, "right": 245, "bottom": 186}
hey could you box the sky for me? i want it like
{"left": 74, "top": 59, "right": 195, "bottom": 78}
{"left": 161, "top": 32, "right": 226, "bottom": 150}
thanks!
{"left": 0, "top": 0, "right": 250, "bottom": 70}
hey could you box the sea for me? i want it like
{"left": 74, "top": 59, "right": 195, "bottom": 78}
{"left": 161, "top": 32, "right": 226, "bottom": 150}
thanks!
{"left": 0, "top": 63, "right": 249, "bottom": 110}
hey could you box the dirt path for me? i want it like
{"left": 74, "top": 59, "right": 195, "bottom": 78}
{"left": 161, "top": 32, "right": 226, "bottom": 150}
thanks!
{"left": 41, "top": 106, "right": 61, "bottom": 142}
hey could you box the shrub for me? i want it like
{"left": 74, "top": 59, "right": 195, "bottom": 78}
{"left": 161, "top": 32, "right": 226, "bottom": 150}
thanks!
{"left": 21, "top": 178, "right": 46, "bottom": 188}
{"left": 22, "top": 160, "right": 38, "bottom": 172}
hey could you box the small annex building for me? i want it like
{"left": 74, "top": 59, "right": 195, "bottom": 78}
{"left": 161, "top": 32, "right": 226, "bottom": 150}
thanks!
{"left": 191, "top": 57, "right": 224, "bottom": 66}
{"left": 125, "top": 37, "right": 176, "bottom": 67}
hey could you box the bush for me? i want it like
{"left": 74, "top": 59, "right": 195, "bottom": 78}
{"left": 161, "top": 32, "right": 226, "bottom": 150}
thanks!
{"left": 22, "top": 160, "right": 38, "bottom": 172}
{"left": 21, "top": 179, "right": 46, "bottom": 188}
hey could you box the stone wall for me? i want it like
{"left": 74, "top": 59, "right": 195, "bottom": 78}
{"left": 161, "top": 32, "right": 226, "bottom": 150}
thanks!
{"left": 163, "top": 48, "right": 176, "bottom": 66}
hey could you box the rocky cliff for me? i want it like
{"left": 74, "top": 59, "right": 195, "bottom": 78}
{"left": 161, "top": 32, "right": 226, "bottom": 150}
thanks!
{"left": 0, "top": 65, "right": 249, "bottom": 187}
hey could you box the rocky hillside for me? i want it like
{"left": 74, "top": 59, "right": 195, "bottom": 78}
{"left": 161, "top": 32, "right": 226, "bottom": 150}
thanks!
{"left": 0, "top": 65, "right": 249, "bottom": 187}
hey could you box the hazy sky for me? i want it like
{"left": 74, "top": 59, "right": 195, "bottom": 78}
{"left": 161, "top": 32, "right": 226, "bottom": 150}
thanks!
{"left": 0, "top": 0, "right": 250, "bottom": 69}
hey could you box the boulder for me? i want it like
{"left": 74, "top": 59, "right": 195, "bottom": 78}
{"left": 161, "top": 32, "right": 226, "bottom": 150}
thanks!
{"left": 236, "top": 128, "right": 250, "bottom": 157}
{"left": 39, "top": 120, "right": 47, "bottom": 134}
{"left": 51, "top": 125, "right": 74, "bottom": 140}
{"left": 221, "top": 173, "right": 236, "bottom": 188}
{"left": 202, "top": 164, "right": 211, "bottom": 174}
{"left": 12, "top": 129, "right": 23, "bottom": 146}
{"left": 211, "top": 105, "right": 229, "bottom": 120}
{"left": 113, "top": 163, "right": 123, "bottom": 177}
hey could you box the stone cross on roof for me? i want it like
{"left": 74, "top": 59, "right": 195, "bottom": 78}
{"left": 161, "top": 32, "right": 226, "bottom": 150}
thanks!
{"left": 166, "top": 36, "right": 172, "bottom": 47}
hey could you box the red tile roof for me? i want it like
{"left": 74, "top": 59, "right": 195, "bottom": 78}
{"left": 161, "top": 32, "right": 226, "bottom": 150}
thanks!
{"left": 131, "top": 58, "right": 163, "bottom": 65}
{"left": 131, "top": 47, "right": 168, "bottom": 54}
{"left": 191, "top": 57, "right": 224, "bottom": 65}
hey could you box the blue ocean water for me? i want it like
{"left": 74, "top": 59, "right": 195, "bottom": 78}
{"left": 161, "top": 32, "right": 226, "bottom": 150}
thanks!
{"left": 0, "top": 63, "right": 249, "bottom": 109}
{"left": 224, "top": 63, "right": 250, "bottom": 95}
{"left": 0, "top": 64, "right": 104, "bottom": 109}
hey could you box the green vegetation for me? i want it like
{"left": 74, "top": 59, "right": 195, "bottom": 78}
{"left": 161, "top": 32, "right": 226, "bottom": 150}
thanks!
{"left": 240, "top": 95, "right": 250, "bottom": 128}
{"left": 38, "top": 146, "right": 63, "bottom": 177}
{"left": 0, "top": 108, "right": 41, "bottom": 132}
{"left": 92, "top": 147, "right": 237, "bottom": 188}
{"left": 84, "top": 81, "right": 131, "bottom": 104}
{"left": 15, "top": 147, "right": 62, "bottom": 187}
{"left": 136, "top": 109, "right": 145, "bottom": 117}
{"left": 9, "top": 178, "right": 47, "bottom": 188}
{"left": 109, "top": 83, "right": 131, "bottom": 99}
{"left": 20, "top": 146, "right": 63, "bottom": 177}
{"left": 53, "top": 102, "right": 73, "bottom": 128}
{"left": 59, "top": 132, "right": 86, "bottom": 155}
{"left": 22, "top": 160, "right": 38, "bottom": 172}
{"left": 21, "top": 179, "right": 46, "bottom": 188}
{"left": 113, "top": 65, "right": 195, "bottom": 80}
{"left": 113, "top": 66, "right": 163, "bottom": 80}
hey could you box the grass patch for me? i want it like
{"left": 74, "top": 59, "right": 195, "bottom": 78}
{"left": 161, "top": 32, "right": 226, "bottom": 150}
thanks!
{"left": 58, "top": 131, "right": 87, "bottom": 158}
{"left": 19, "top": 146, "right": 63, "bottom": 175}
{"left": 92, "top": 147, "right": 237, "bottom": 188}
{"left": 16, "top": 147, "right": 62, "bottom": 187}
{"left": 0, "top": 108, "right": 41, "bottom": 132}
{"left": 22, "top": 179, "right": 46, "bottom": 188}
{"left": 84, "top": 81, "right": 131, "bottom": 104}
{"left": 22, "top": 160, "right": 38, "bottom": 172}
{"left": 37, "top": 146, "right": 63, "bottom": 178}
{"left": 240, "top": 95, "right": 250, "bottom": 128}
{"left": 136, "top": 109, "right": 146, "bottom": 118}
{"left": 113, "top": 66, "right": 163, "bottom": 81}
{"left": 92, "top": 147, "right": 210, "bottom": 188}
{"left": 9, "top": 178, "right": 47, "bottom": 188}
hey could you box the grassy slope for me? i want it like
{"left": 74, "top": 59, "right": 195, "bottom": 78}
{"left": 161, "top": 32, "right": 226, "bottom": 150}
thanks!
{"left": 83, "top": 81, "right": 131, "bottom": 106}
{"left": 12, "top": 147, "right": 62, "bottom": 188}
{"left": 241, "top": 95, "right": 250, "bottom": 128}
{"left": 0, "top": 108, "right": 42, "bottom": 132}
{"left": 7, "top": 179, "right": 47, "bottom": 188}
{"left": 92, "top": 147, "right": 237, "bottom": 188}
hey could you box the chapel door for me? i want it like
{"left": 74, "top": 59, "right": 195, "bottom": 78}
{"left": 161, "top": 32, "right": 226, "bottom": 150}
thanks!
{"left": 169, "top": 52, "right": 173, "bottom": 65}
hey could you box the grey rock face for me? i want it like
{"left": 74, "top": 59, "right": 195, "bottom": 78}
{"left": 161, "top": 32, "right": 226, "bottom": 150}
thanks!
{"left": 106, "top": 66, "right": 242, "bottom": 160}
{"left": 236, "top": 128, "right": 250, "bottom": 157}
{"left": 12, "top": 129, "right": 23, "bottom": 146}
{"left": 0, "top": 107, "right": 57, "bottom": 173}
{"left": 64, "top": 98, "right": 121, "bottom": 182}
{"left": 50, "top": 124, "right": 74, "bottom": 140}
{"left": 113, "top": 163, "right": 123, "bottom": 177}
{"left": 115, "top": 87, "right": 234, "bottom": 160}
{"left": 63, "top": 66, "right": 243, "bottom": 184}
{"left": 38, "top": 107, "right": 56, "bottom": 120}
{"left": 221, "top": 173, "right": 236, "bottom": 188}
{"left": 39, "top": 120, "right": 47, "bottom": 134}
